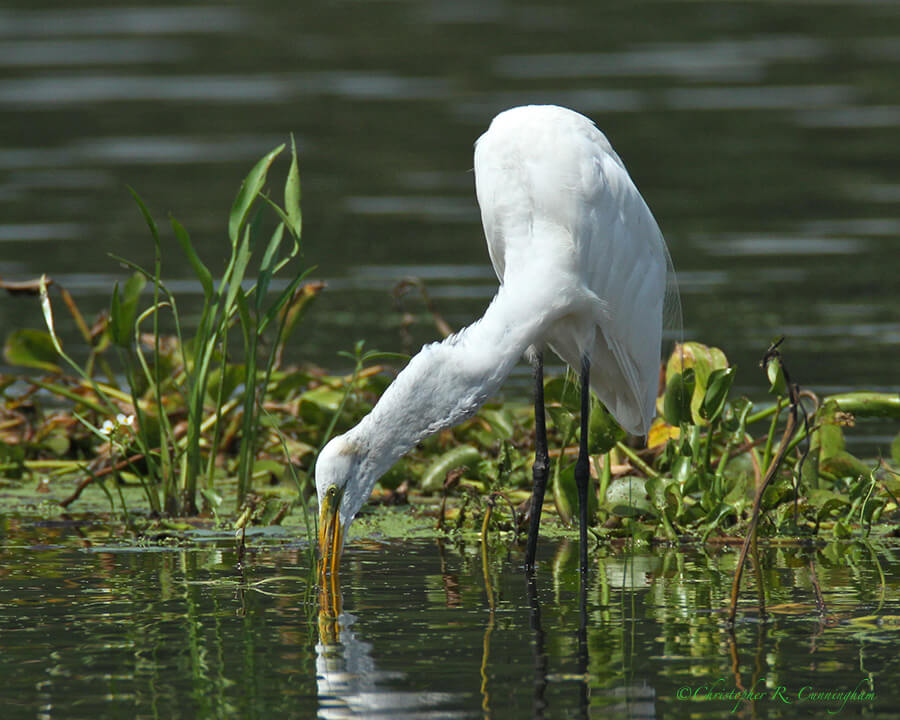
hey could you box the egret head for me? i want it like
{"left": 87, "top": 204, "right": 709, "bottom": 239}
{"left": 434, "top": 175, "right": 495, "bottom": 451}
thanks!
{"left": 315, "top": 434, "right": 365, "bottom": 580}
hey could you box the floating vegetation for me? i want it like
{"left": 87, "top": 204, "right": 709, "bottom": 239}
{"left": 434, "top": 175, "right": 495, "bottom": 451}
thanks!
{"left": 0, "top": 144, "right": 898, "bottom": 562}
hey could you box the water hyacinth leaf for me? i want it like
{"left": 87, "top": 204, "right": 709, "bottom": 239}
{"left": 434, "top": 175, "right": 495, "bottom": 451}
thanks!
{"left": 663, "top": 368, "right": 694, "bottom": 426}
{"left": 700, "top": 366, "right": 735, "bottom": 423}
{"left": 663, "top": 342, "right": 728, "bottom": 423}
{"left": 826, "top": 392, "right": 900, "bottom": 419}
{"left": 643, "top": 475, "right": 666, "bottom": 514}
{"left": 647, "top": 418, "right": 680, "bottom": 448}
{"left": 3, "top": 329, "right": 61, "bottom": 373}
{"left": 814, "top": 400, "right": 846, "bottom": 462}
{"left": 229, "top": 144, "right": 285, "bottom": 247}
{"left": 298, "top": 385, "right": 346, "bottom": 425}
{"left": 552, "top": 462, "right": 576, "bottom": 525}
{"left": 766, "top": 355, "right": 787, "bottom": 395}
{"left": 552, "top": 460, "right": 597, "bottom": 526}
{"left": 808, "top": 489, "right": 850, "bottom": 521}
{"left": 544, "top": 376, "right": 580, "bottom": 416}
{"left": 478, "top": 408, "right": 515, "bottom": 439}
{"left": 589, "top": 396, "right": 626, "bottom": 453}
{"left": 604, "top": 476, "right": 653, "bottom": 517}
{"left": 420, "top": 445, "right": 482, "bottom": 492}
{"left": 820, "top": 450, "right": 871, "bottom": 480}
{"left": 674, "top": 453, "right": 695, "bottom": 492}
{"left": 171, "top": 218, "right": 213, "bottom": 300}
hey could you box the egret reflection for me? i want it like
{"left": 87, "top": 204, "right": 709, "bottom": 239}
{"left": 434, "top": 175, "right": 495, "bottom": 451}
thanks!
{"left": 316, "top": 570, "right": 463, "bottom": 719}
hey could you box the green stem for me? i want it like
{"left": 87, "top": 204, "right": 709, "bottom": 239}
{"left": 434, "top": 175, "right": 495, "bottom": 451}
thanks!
{"left": 615, "top": 441, "right": 660, "bottom": 479}
{"left": 761, "top": 396, "right": 785, "bottom": 472}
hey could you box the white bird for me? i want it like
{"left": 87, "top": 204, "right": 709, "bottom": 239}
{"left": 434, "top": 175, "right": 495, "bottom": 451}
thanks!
{"left": 317, "top": 105, "right": 676, "bottom": 578}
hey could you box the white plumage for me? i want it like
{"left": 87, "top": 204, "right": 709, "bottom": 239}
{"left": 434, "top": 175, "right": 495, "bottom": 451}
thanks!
{"left": 316, "top": 105, "right": 675, "bottom": 562}
{"left": 474, "top": 105, "right": 668, "bottom": 436}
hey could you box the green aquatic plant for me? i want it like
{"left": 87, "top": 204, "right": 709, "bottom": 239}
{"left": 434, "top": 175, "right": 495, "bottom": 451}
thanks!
{"left": 1, "top": 140, "right": 326, "bottom": 516}
{"left": 0, "top": 145, "right": 897, "bottom": 552}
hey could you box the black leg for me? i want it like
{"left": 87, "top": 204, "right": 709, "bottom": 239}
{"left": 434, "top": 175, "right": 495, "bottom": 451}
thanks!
{"left": 525, "top": 351, "right": 550, "bottom": 571}
{"left": 576, "top": 354, "right": 591, "bottom": 575}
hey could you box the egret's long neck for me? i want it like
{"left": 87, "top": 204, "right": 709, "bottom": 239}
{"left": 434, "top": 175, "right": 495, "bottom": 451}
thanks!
{"left": 347, "top": 277, "right": 556, "bottom": 486}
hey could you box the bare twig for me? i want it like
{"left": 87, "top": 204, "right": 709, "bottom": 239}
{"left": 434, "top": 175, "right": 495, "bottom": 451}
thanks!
{"left": 728, "top": 340, "right": 801, "bottom": 625}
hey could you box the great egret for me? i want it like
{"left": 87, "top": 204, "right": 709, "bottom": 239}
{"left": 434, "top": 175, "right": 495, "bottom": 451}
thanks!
{"left": 317, "top": 104, "right": 676, "bottom": 579}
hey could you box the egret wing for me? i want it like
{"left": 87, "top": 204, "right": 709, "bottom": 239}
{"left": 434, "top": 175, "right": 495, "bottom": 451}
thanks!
{"left": 573, "top": 147, "right": 669, "bottom": 435}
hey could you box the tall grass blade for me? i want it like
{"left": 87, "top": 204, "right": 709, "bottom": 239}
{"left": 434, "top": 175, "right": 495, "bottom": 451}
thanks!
{"left": 229, "top": 144, "right": 285, "bottom": 247}
{"left": 285, "top": 134, "right": 302, "bottom": 240}
{"left": 172, "top": 218, "right": 213, "bottom": 300}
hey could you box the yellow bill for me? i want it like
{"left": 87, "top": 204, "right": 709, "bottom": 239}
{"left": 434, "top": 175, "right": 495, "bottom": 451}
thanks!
{"left": 318, "top": 485, "right": 345, "bottom": 595}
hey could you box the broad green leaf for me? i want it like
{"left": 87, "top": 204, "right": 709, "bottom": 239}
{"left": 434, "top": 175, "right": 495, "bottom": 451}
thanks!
{"left": 813, "top": 399, "right": 846, "bottom": 462}
{"left": 807, "top": 489, "right": 849, "bottom": 521}
{"left": 420, "top": 445, "right": 483, "bottom": 493}
{"left": 663, "top": 342, "right": 729, "bottom": 423}
{"left": 766, "top": 356, "right": 787, "bottom": 395}
{"left": 588, "top": 396, "right": 626, "bottom": 453}
{"left": 229, "top": 144, "right": 285, "bottom": 247}
{"left": 478, "top": 408, "right": 515, "bottom": 439}
{"left": 298, "top": 385, "right": 345, "bottom": 425}
{"left": 544, "top": 376, "right": 582, "bottom": 434}
{"left": 663, "top": 368, "right": 694, "bottom": 426}
{"left": 552, "top": 459, "right": 598, "bottom": 526}
{"left": 700, "top": 366, "right": 736, "bottom": 422}
{"left": 820, "top": 450, "right": 870, "bottom": 480}
{"left": 826, "top": 391, "right": 900, "bottom": 419}
{"left": 3, "top": 329, "right": 61, "bottom": 373}
{"left": 604, "top": 476, "right": 653, "bottom": 517}
{"left": 552, "top": 461, "right": 576, "bottom": 525}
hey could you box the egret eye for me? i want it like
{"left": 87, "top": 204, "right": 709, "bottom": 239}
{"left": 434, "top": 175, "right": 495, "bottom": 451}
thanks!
{"left": 327, "top": 486, "right": 337, "bottom": 499}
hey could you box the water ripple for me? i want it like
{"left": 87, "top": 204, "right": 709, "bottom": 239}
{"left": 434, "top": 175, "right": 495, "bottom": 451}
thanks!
{"left": 495, "top": 36, "right": 824, "bottom": 82}
{"left": 0, "top": 39, "right": 190, "bottom": 67}
{"left": 0, "top": 7, "right": 244, "bottom": 37}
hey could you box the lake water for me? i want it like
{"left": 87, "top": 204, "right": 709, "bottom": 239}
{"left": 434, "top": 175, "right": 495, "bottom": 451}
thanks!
{"left": 1, "top": 518, "right": 898, "bottom": 719}
{"left": 1, "top": 0, "right": 899, "bottom": 412}
{"left": 2, "top": 5, "right": 900, "bottom": 715}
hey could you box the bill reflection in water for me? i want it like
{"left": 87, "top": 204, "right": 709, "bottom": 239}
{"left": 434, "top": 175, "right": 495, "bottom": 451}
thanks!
{"left": 315, "top": 562, "right": 461, "bottom": 718}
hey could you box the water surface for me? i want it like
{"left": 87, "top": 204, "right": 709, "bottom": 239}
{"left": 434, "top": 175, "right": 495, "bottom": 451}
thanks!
{"left": 1, "top": 0, "right": 898, "bottom": 406}
{"left": 1, "top": 518, "right": 897, "bottom": 719}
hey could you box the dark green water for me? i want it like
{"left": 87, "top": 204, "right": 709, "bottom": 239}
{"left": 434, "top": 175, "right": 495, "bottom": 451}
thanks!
{"left": 2, "top": 2, "right": 900, "bottom": 716}
{"left": 1, "top": 518, "right": 897, "bottom": 719}
{"left": 2, "top": 0, "right": 899, "bottom": 409}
